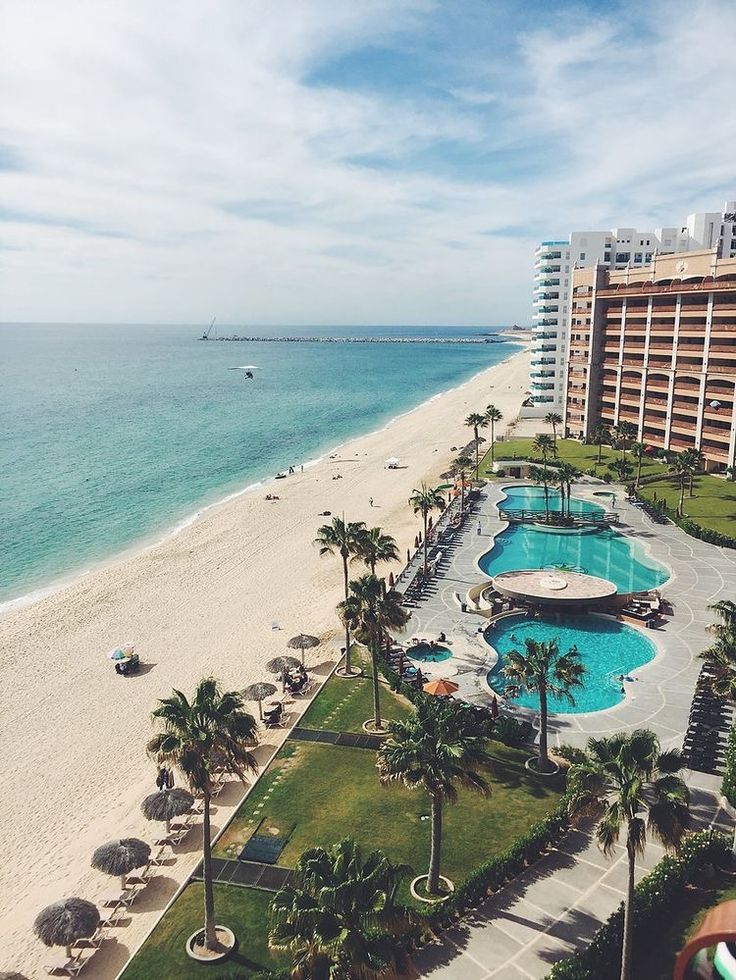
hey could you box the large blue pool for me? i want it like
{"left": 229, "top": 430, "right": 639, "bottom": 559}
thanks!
{"left": 486, "top": 614, "right": 656, "bottom": 713}
{"left": 501, "top": 484, "right": 604, "bottom": 516}
{"left": 480, "top": 487, "right": 668, "bottom": 594}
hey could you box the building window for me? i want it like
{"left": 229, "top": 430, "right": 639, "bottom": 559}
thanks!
{"left": 580, "top": 252, "right": 586, "bottom": 260}
{"left": 616, "top": 252, "right": 630, "bottom": 263}
{"left": 634, "top": 253, "right": 642, "bottom": 262}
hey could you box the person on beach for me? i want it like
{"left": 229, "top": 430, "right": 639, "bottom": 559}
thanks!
{"left": 369, "top": 496, "right": 374, "bottom": 507}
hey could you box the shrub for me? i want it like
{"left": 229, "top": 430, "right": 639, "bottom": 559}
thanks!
{"left": 554, "top": 744, "right": 588, "bottom": 765}
{"left": 679, "top": 518, "right": 736, "bottom": 551}
{"left": 546, "top": 831, "right": 730, "bottom": 979}
{"left": 722, "top": 723, "right": 736, "bottom": 808}
{"left": 495, "top": 468, "right": 506, "bottom": 477}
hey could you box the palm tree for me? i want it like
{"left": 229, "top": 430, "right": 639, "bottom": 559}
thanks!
{"left": 555, "top": 461, "right": 579, "bottom": 518}
{"left": 451, "top": 454, "right": 473, "bottom": 513}
{"left": 567, "top": 731, "right": 690, "bottom": 980}
{"left": 354, "top": 527, "right": 400, "bottom": 575}
{"left": 528, "top": 464, "right": 553, "bottom": 524}
{"left": 699, "top": 600, "right": 736, "bottom": 701}
{"left": 377, "top": 699, "right": 494, "bottom": 895}
{"left": 269, "top": 838, "right": 414, "bottom": 979}
{"left": 681, "top": 447, "right": 704, "bottom": 496}
{"left": 630, "top": 441, "right": 645, "bottom": 488}
{"left": 338, "top": 574, "right": 409, "bottom": 732}
{"left": 408, "top": 483, "right": 445, "bottom": 574}
{"left": 502, "top": 638, "right": 585, "bottom": 772}
{"left": 726, "top": 464, "right": 736, "bottom": 482}
{"left": 609, "top": 457, "right": 634, "bottom": 484}
{"left": 465, "top": 412, "right": 487, "bottom": 476}
{"left": 544, "top": 411, "right": 563, "bottom": 452}
{"left": 614, "top": 421, "right": 637, "bottom": 458}
{"left": 315, "top": 517, "right": 367, "bottom": 675}
{"left": 671, "top": 452, "right": 693, "bottom": 514}
{"left": 485, "top": 405, "right": 503, "bottom": 465}
{"left": 591, "top": 423, "right": 610, "bottom": 465}
{"left": 147, "top": 679, "right": 258, "bottom": 951}
{"left": 532, "top": 432, "right": 554, "bottom": 465}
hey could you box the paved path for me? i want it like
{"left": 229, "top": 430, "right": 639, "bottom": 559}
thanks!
{"left": 415, "top": 782, "right": 732, "bottom": 979}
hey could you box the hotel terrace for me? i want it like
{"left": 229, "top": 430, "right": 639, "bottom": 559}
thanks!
{"left": 564, "top": 249, "right": 736, "bottom": 472}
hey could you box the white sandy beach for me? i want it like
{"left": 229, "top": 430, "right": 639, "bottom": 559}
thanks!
{"left": 0, "top": 347, "right": 530, "bottom": 978}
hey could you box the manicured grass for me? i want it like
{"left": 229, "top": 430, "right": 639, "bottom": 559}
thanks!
{"left": 638, "top": 473, "right": 736, "bottom": 537}
{"left": 634, "top": 871, "right": 736, "bottom": 979}
{"left": 297, "top": 669, "right": 413, "bottom": 733}
{"left": 213, "top": 740, "right": 564, "bottom": 903}
{"left": 120, "top": 882, "right": 287, "bottom": 980}
{"left": 481, "top": 437, "right": 667, "bottom": 481}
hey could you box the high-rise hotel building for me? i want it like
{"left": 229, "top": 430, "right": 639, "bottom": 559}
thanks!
{"left": 564, "top": 248, "right": 736, "bottom": 472}
{"left": 529, "top": 202, "right": 736, "bottom": 413}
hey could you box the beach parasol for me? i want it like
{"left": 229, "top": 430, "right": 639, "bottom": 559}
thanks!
{"left": 266, "top": 656, "right": 301, "bottom": 674}
{"left": 242, "top": 681, "right": 278, "bottom": 720}
{"left": 92, "top": 838, "right": 151, "bottom": 888}
{"left": 287, "top": 633, "right": 320, "bottom": 667}
{"left": 34, "top": 898, "right": 100, "bottom": 959}
{"left": 107, "top": 644, "right": 134, "bottom": 661}
{"left": 423, "top": 678, "right": 459, "bottom": 696}
{"left": 140, "top": 788, "right": 194, "bottom": 834}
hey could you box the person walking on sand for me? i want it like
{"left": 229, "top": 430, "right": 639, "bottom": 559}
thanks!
{"left": 369, "top": 497, "right": 374, "bottom": 507}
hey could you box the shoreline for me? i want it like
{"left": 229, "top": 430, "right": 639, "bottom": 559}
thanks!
{"left": 0, "top": 346, "right": 530, "bottom": 977}
{"left": 0, "top": 348, "right": 522, "bottom": 619}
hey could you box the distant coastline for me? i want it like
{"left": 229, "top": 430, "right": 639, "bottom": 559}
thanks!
{"left": 198, "top": 334, "right": 508, "bottom": 343}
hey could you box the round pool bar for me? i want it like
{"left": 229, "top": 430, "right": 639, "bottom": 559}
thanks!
{"left": 492, "top": 568, "right": 617, "bottom": 608}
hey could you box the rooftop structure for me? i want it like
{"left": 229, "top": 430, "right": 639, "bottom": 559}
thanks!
{"left": 527, "top": 201, "right": 736, "bottom": 415}
{"left": 564, "top": 249, "right": 736, "bottom": 473}
{"left": 492, "top": 568, "right": 617, "bottom": 606}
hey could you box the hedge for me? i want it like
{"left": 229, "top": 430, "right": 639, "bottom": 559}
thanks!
{"left": 722, "top": 724, "right": 736, "bottom": 808}
{"left": 679, "top": 518, "right": 736, "bottom": 551}
{"left": 546, "top": 830, "right": 731, "bottom": 979}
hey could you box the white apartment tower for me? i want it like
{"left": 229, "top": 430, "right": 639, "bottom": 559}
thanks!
{"left": 527, "top": 200, "right": 736, "bottom": 414}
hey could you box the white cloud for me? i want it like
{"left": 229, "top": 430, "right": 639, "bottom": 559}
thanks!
{"left": 0, "top": 0, "right": 733, "bottom": 325}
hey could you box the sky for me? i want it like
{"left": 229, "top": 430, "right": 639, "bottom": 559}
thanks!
{"left": 1, "top": 0, "right": 735, "bottom": 326}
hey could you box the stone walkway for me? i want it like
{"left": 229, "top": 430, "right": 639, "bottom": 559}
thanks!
{"left": 407, "top": 479, "right": 736, "bottom": 977}
{"left": 415, "top": 784, "right": 732, "bottom": 979}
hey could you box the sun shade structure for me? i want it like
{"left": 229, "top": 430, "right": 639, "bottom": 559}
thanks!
{"left": 34, "top": 898, "right": 100, "bottom": 959}
{"left": 242, "top": 681, "right": 278, "bottom": 720}
{"left": 287, "top": 633, "right": 320, "bottom": 666}
{"left": 140, "top": 787, "right": 194, "bottom": 833}
{"left": 423, "top": 678, "right": 459, "bottom": 696}
{"left": 91, "top": 838, "right": 151, "bottom": 888}
{"left": 266, "top": 656, "right": 301, "bottom": 674}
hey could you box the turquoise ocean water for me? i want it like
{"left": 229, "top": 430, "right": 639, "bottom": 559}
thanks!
{"left": 0, "top": 323, "right": 519, "bottom": 606}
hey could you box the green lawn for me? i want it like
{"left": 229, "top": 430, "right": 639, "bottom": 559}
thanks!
{"left": 637, "top": 473, "right": 736, "bottom": 537}
{"left": 297, "top": 670, "right": 413, "bottom": 733}
{"left": 214, "top": 740, "right": 564, "bottom": 902}
{"left": 120, "top": 882, "right": 288, "bottom": 980}
{"left": 480, "top": 437, "right": 668, "bottom": 481}
{"left": 634, "top": 871, "right": 736, "bottom": 979}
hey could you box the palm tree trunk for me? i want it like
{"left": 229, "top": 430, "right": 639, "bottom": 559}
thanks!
{"left": 428, "top": 793, "right": 443, "bottom": 894}
{"left": 679, "top": 478, "right": 686, "bottom": 515}
{"left": 460, "top": 479, "right": 465, "bottom": 514}
{"left": 689, "top": 472, "right": 695, "bottom": 496}
{"left": 474, "top": 426, "right": 479, "bottom": 476}
{"left": 539, "top": 683, "right": 549, "bottom": 771}
{"left": 620, "top": 840, "right": 636, "bottom": 980}
{"left": 490, "top": 422, "right": 495, "bottom": 464}
{"left": 636, "top": 454, "right": 642, "bottom": 488}
{"left": 371, "top": 635, "right": 382, "bottom": 731}
{"left": 342, "top": 554, "right": 352, "bottom": 674}
{"left": 423, "top": 512, "right": 429, "bottom": 574}
{"left": 597, "top": 438, "right": 603, "bottom": 464}
{"left": 202, "top": 788, "right": 217, "bottom": 949}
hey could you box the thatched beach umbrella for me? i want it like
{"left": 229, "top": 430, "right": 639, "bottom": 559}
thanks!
{"left": 92, "top": 838, "right": 151, "bottom": 888}
{"left": 140, "top": 787, "right": 194, "bottom": 834}
{"left": 287, "top": 633, "right": 320, "bottom": 666}
{"left": 266, "top": 656, "right": 301, "bottom": 674}
{"left": 242, "top": 681, "right": 278, "bottom": 720}
{"left": 34, "top": 898, "right": 100, "bottom": 959}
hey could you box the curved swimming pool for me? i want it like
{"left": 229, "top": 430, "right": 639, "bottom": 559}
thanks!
{"left": 486, "top": 614, "right": 656, "bottom": 713}
{"left": 481, "top": 486, "right": 668, "bottom": 593}
{"left": 501, "top": 484, "right": 603, "bottom": 516}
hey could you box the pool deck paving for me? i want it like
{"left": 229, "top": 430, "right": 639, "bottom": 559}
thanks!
{"left": 408, "top": 479, "right": 736, "bottom": 978}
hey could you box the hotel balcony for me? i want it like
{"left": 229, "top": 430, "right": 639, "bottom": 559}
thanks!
{"left": 700, "top": 425, "right": 731, "bottom": 444}
{"left": 624, "top": 308, "right": 648, "bottom": 318}
{"left": 644, "top": 395, "right": 668, "bottom": 408}
{"left": 703, "top": 406, "right": 733, "bottom": 423}
{"left": 679, "top": 307, "right": 709, "bottom": 317}
{"left": 710, "top": 321, "right": 736, "bottom": 333}
{"left": 646, "top": 379, "right": 670, "bottom": 392}
{"left": 619, "top": 394, "right": 641, "bottom": 408}
{"left": 707, "top": 363, "right": 736, "bottom": 375}
{"left": 709, "top": 344, "right": 736, "bottom": 356}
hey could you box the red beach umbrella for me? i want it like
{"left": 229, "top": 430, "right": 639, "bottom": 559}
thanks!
{"left": 423, "top": 678, "right": 459, "bottom": 696}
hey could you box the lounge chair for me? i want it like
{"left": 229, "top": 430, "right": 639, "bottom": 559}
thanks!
{"left": 45, "top": 950, "right": 96, "bottom": 976}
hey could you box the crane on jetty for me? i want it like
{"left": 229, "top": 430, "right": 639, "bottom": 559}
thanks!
{"left": 200, "top": 317, "right": 216, "bottom": 340}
